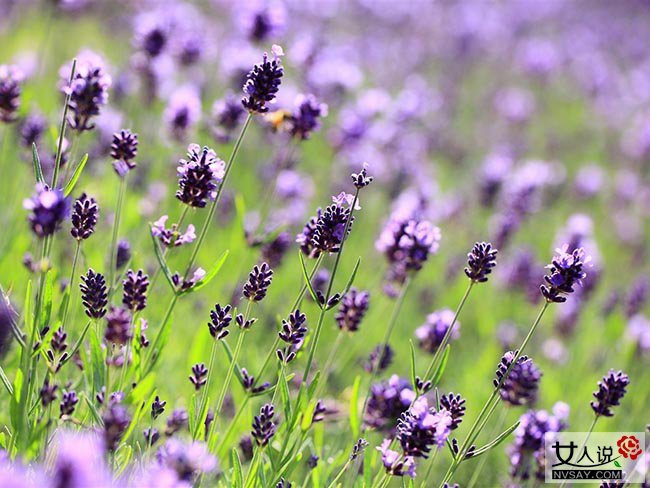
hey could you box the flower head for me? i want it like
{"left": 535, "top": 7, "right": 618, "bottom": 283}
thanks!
{"left": 20, "top": 112, "right": 46, "bottom": 148}
{"left": 208, "top": 303, "right": 232, "bottom": 340}
{"left": 122, "top": 269, "right": 149, "bottom": 312}
{"left": 105, "top": 306, "right": 132, "bottom": 345}
{"left": 365, "top": 375, "right": 415, "bottom": 432}
{"left": 151, "top": 215, "right": 196, "bottom": 248}
{"left": 189, "top": 363, "right": 208, "bottom": 391}
{"left": 335, "top": 288, "right": 370, "bottom": 332}
{"left": 0, "top": 64, "right": 23, "bottom": 123}
{"left": 439, "top": 393, "right": 466, "bottom": 430}
{"left": 288, "top": 94, "right": 328, "bottom": 140}
{"left": 71, "top": 193, "right": 98, "bottom": 240}
{"left": 176, "top": 144, "right": 225, "bottom": 208}
{"left": 243, "top": 262, "right": 274, "bottom": 302}
{"left": 242, "top": 46, "right": 284, "bottom": 114}
{"left": 351, "top": 163, "right": 374, "bottom": 189}
{"left": 541, "top": 245, "right": 591, "bottom": 303}
{"left": 110, "top": 129, "right": 138, "bottom": 176}
{"left": 277, "top": 309, "right": 308, "bottom": 363}
{"left": 80, "top": 268, "right": 108, "bottom": 319}
{"left": 415, "top": 309, "right": 459, "bottom": 353}
{"left": 591, "top": 369, "right": 630, "bottom": 417}
{"left": 397, "top": 397, "right": 453, "bottom": 458}
{"left": 465, "top": 241, "right": 498, "bottom": 283}
{"left": 494, "top": 351, "right": 542, "bottom": 407}
{"left": 252, "top": 403, "right": 276, "bottom": 447}
{"left": 24, "top": 184, "right": 70, "bottom": 238}
{"left": 103, "top": 402, "right": 131, "bottom": 452}
{"left": 377, "top": 439, "right": 416, "bottom": 478}
{"left": 165, "top": 86, "right": 201, "bottom": 141}
{"left": 157, "top": 438, "right": 217, "bottom": 482}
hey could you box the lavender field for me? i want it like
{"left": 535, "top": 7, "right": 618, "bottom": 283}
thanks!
{"left": 0, "top": 1, "right": 648, "bottom": 487}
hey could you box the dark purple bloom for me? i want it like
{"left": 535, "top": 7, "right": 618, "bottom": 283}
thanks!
{"left": 135, "top": 17, "right": 167, "bottom": 58}
{"left": 377, "top": 439, "right": 416, "bottom": 478}
{"left": 104, "top": 306, "right": 132, "bottom": 345}
{"left": 350, "top": 438, "right": 369, "bottom": 460}
{"left": 239, "top": 435, "right": 254, "bottom": 461}
{"left": 243, "top": 4, "right": 286, "bottom": 42}
{"left": 335, "top": 288, "right": 370, "bottom": 332}
{"left": 116, "top": 239, "right": 131, "bottom": 270}
{"left": 24, "top": 184, "right": 70, "bottom": 238}
{"left": 143, "top": 428, "right": 160, "bottom": 446}
{"left": 276, "top": 479, "right": 292, "bottom": 488}
{"left": 307, "top": 455, "right": 319, "bottom": 469}
{"left": 212, "top": 93, "right": 245, "bottom": 143}
{"left": 591, "top": 370, "right": 630, "bottom": 417}
{"left": 189, "top": 363, "right": 208, "bottom": 391}
{"left": 351, "top": 163, "right": 374, "bottom": 189}
{"left": 165, "top": 86, "right": 201, "bottom": 141}
{"left": 236, "top": 313, "right": 257, "bottom": 330}
{"left": 494, "top": 351, "right": 542, "bottom": 407}
{"left": 110, "top": 129, "right": 138, "bottom": 176}
{"left": 243, "top": 262, "right": 273, "bottom": 302}
{"left": 208, "top": 303, "right": 232, "bottom": 340}
{"left": 397, "top": 396, "right": 452, "bottom": 458}
{"left": 102, "top": 402, "right": 131, "bottom": 452}
{"left": 296, "top": 210, "right": 321, "bottom": 258}
{"left": 60, "top": 390, "right": 79, "bottom": 417}
{"left": 151, "top": 395, "right": 166, "bottom": 420}
{"left": 252, "top": 403, "right": 276, "bottom": 447}
{"left": 364, "top": 344, "right": 394, "bottom": 373}
{"left": 311, "top": 399, "right": 327, "bottom": 424}
{"left": 40, "top": 378, "right": 58, "bottom": 407}
{"left": 439, "top": 393, "right": 466, "bottom": 430}
{"left": 80, "top": 268, "right": 107, "bottom": 319}
{"left": 165, "top": 408, "right": 189, "bottom": 436}
{"left": 365, "top": 375, "right": 415, "bottom": 432}
{"left": 176, "top": 144, "right": 225, "bottom": 208}
{"left": 541, "top": 245, "right": 591, "bottom": 303}
{"left": 277, "top": 309, "right": 307, "bottom": 363}
{"left": 260, "top": 231, "right": 292, "bottom": 268}
{"left": 240, "top": 368, "right": 270, "bottom": 395}
{"left": 242, "top": 45, "right": 284, "bottom": 114}
{"left": 0, "top": 65, "right": 22, "bottom": 123}
{"left": 70, "top": 193, "right": 98, "bottom": 240}
{"left": 62, "top": 54, "right": 111, "bottom": 132}
{"left": 298, "top": 196, "right": 356, "bottom": 258}
{"left": 20, "top": 112, "right": 47, "bottom": 148}
{"left": 465, "top": 241, "right": 498, "bottom": 283}
{"left": 122, "top": 269, "right": 149, "bottom": 312}
{"left": 415, "top": 309, "right": 459, "bottom": 353}
{"left": 288, "top": 94, "right": 328, "bottom": 140}
{"left": 624, "top": 275, "right": 649, "bottom": 318}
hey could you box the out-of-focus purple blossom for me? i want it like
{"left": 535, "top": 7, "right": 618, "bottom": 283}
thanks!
{"left": 0, "top": 64, "right": 23, "bottom": 123}
{"left": 365, "top": 375, "right": 415, "bottom": 432}
{"left": 508, "top": 404, "right": 567, "bottom": 481}
{"left": 20, "top": 112, "right": 47, "bottom": 148}
{"left": 517, "top": 38, "right": 560, "bottom": 79}
{"left": 105, "top": 306, "right": 132, "bottom": 345}
{"left": 133, "top": 12, "right": 169, "bottom": 58}
{"left": 176, "top": 144, "right": 225, "bottom": 208}
{"left": 494, "top": 86, "right": 536, "bottom": 125}
{"left": 211, "top": 92, "right": 246, "bottom": 143}
{"left": 151, "top": 215, "right": 196, "bottom": 248}
{"left": 157, "top": 438, "right": 217, "bottom": 482}
{"left": 60, "top": 51, "right": 112, "bottom": 132}
{"left": 175, "top": 32, "right": 204, "bottom": 67}
{"left": 242, "top": 45, "right": 284, "bottom": 114}
{"left": 239, "top": 1, "right": 287, "bottom": 42}
{"left": 259, "top": 231, "right": 292, "bottom": 268}
{"left": 574, "top": 165, "right": 605, "bottom": 199}
{"left": 287, "top": 94, "right": 328, "bottom": 140}
{"left": 24, "top": 184, "right": 70, "bottom": 238}
{"left": 51, "top": 431, "right": 112, "bottom": 488}
{"left": 165, "top": 86, "right": 201, "bottom": 141}
{"left": 591, "top": 369, "right": 629, "bottom": 418}
{"left": 541, "top": 245, "right": 591, "bottom": 304}
{"left": 165, "top": 408, "right": 189, "bottom": 436}
{"left": 500, "top": 247, "right": 541, "bottom": 304}
{"left": 628, "top": 314, "right": 650, "bottom": 353}
{"left": 377, "top": 439, "right": 416, "bottom": 478}
{"left": 59, "top": 390, "right": 79, "bottom": 417}
{"left": 478, "top": 152, "right": 513, "bottom": 207}
{"left": 335, "top": 288, "right": 370, "bottom": 332}
{"left": 364, "top": 344, "right": 394, "bottom": 373}
{"left": 116, "top": 239, "right": 131, "bottom": 270}
{"left": 415, "top": 308, "right": 459, "bottom": 353}
{"left": 494, "top": 351, "right": 542, "bottom": 406}
{"left": 102, "top": 402, "right": 131, "bottom": 452}
{"left": 625, "top": 275, "right": 649, "bottom": 318}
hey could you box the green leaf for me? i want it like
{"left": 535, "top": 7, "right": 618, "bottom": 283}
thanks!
{"left": 63, "top": 153, "right": 88, "bottom": 196}
{"left": 60, "top": 321, "right": 91, "bottom": 368}
{"left": 298, "top": 251, "right": 321, "bottom": 307}
{"left": 10, "top": 370, "right": 23, "bottom": 432}
{"left": 408, "top": 340, "right": 417, "bottom": 391}
{"left": 231, "top": 448, "right": 243, "bottom": 488}
{"left": 149, "top": 229, "right": 177, "bottom": 293}
{"left": 339, "top": 257, "right": 361, "bottom": 298}
{"left": 40, "top": 271, "right": 53, "bottom": 328}
{"left": 183, "top": 250, "right": 230, "bottom": 294}
{"left": 431, "top": 344, "right": 450, "bottom": 386}
{"left": 31, "top": 143, "right": 44, "bottom": 184}
{"left": 464, "top": 420, "right": 520, "bottom": 460}
{"left": 350, "top": 375, "right": 361, "bottom": 439}
{"left": 278, "top": 369, "right": 292, "bottom": 425}
{"left": 0, "top": 365, "right": 13, "bottom": 396}
{"left": 83, "top": 393, "right": 103, "bottom": 425}
{"left": 88, "top": 328, "right": 105, "bottom": 394}
{"left": 307, "top": 370, "right": 321, "bottom": 401}
{"left": 126, "top": 373, "right": 156, "bottom": 407}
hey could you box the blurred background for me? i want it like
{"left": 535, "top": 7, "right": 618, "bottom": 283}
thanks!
{"left": 0, "top": 0, "right": 649, "bottom": 485}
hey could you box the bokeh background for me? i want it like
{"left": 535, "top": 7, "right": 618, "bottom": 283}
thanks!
{"left": 1, "top": 0, "right": 649, "bottom": 485}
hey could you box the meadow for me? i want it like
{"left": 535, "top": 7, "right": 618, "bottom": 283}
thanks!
{"left": 0, "top": 1, "right": 648, "bottom": 487}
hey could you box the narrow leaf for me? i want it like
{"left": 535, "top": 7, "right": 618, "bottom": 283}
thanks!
{"left": 408, "top": 340, "right": 417, "bottom": 392}
{"left": 431, "top": 344, "right": 450, "bottom": 385}
{"left": 149, "top": 229, "right": 177, "bottom": 293}
{"left": 63, "top": 153, "right": 88, "bottom": 196}
{"left": 339, "top": 257, "right": 361, "bottom": 297}
{"left": 298, "top": 251, "right": 320, "bottom": 306}
{"left": 232, "top": 448, "right": 243, "bottom": 488}
{"left": 219, "top": 340, "right": 244, "bottom": 386}
{"left": 183, "top": 250, "right": 229, "bottom": 294}
{"left": 278, "top": 369, "right": 292, "bottom": 425}
{"left": 88, "top": 328, "right": 105, "bottom": 394}
{"left": 0, "top": 365, "right": 13, "bottom": 396}
{"left": 84, "top": 394, "right": 103, "bottom": 425}
{"left": 40, "top": 271, "right": 53, "bottom": 328}
{"left": 31, "top": 143, "right": 44, "bottom": 184}
{"left": 349, "top": 375, "right": 361, "bottom": 439}
{"left": 464, "top": 420, "right": 520, "bottom": 460}
{"left": 60, "top": 321, "right": 91, "bottom": 367}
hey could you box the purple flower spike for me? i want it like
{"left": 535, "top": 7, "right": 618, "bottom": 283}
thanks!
{"left": 110, "top": 129, "right": 138, "bottom": 176}
{"left": 397, "top": 396, "right": 452, "bottom": 458}
{"left": 335, "top": 288, "right": 370, "bottom": 332}
{"left": 242, "top": 46, "right": 284, "bottom": 114}
{"left": 415, "top": 308, "right": 459, "bottom": 353}
{"left": 494, "top": 351, "right": 542, "bottom": 407}
{"left": 541, "top": 245, "right": 591, "bottom": 303}
{"left": 176, "top": 144, "right": 225, "bottom": 208}
{"left": 24, "top": 184, "right": 70, "bottom": 238}
{"left": 252, "top": 403, "right": 276, "bottom": 447}
{"left": 465, "top": 241, "right": 498, "bottom": 283}
{"left": 591, "top": 369, "right": 629, "bottom": 417}
{"left": 80, "top": 268, "right": 108, "bottom": 319}
{"left": 0, "top": 64, "right": 23, "bottom": 123}
{"left": 70, "top": 193, "right": 98, "bottom": 240}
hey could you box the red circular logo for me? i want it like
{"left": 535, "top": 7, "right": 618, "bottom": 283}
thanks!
{"left": 617, "top": 435, "right": 642, "bottom": 460}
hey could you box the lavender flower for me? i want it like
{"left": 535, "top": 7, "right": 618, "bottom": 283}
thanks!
{"left": 212, "top": 92, "right": 246, "bottom": 143}
{"left": 143, "top": 428, "right": 160, "bottom": 446}
{"left": 364, "top": 344, "right": 394, "bottom": 373}
{"left": 208, "top": 303, "right": 232, "bottom": 340}
{"left": 20, "top": 112, "right": 47, "bottom": 148}
{"left": 298, "top": 197, "right": 355, "bottom": 258}
{"left": 60, "top": 390, "right": 79, "bottom": 417}
{"left": 242, "top": 45, "right": 284, "bottom": 114}
{"left": 157, "top": 438, "right": 217, "bottom": 482}
{"left": 377, "top": 439, "right": 416, "bottom": 478}
{"left": 397, "top": 396, "right": 453, "bottom": 458}
{"left": 351, "top": 163, "right": 374, "bottom": 189}
{"left": 240, "top": 368, "right": 270, "bottom": 394}
{"left": 40, "top": 378, "right": 58, "bottom": 407}
{"left": 105, "top": 306, "right": 132, "bottom": 345}
{"left": 110, "top": 129, "right": 138, "bottom": 176}
{"left": 288, "top": 94, "right": 328, "bottom": 140}
{"left": 176, "top": 144, "right": 225, "bottom": 208}
{"left": 80, "top": 269, "right": 108, "bottom": 319}
{"left": 242, "top": 3, "right": 286, "bottom": 41}
{"left": 335, "top": 288, "right": 370, "bottom": 332}
{"left": 277, "top": 309, "right": 307, "bottom": 363}
{"left": 625, "top": 276, "right": 649, "bottom": 318}
{"left": 116, "top": 239, "right": 131, "bottom": 269}
{"left": 494, "top": 351, "right": 542, "bottom": 407}
{"left": 122, "top": 269, "right": 149, "bottom": 312}
{"left": 260, "top": 231, "right": 292, "bottom": 268}
{"left": 189, "top": 363, "right": 208, "bottom": 391}
{"left": 276, "top": 479, "right": 292, "bottom": 488}
{"left": 70, "top": 193, "right": 98, "bottom": 240}
{"left": 465, "top": 241, "right": 498, "bottom": 283}
{"left": 51, "top": 431, "right": 112, "bottom": 487}
{"left": 165, "top": 409, "right": 189, "bottom": 436}
{"left": 102, "top": 402, "right": 131, "bottom": 452}
{"left": 151, "top": 396, "right": 166, "bottom": 419}
{"left": 0, "top": 65, "right": 23, "bottom": 123}
{"left": 61, "top": 53, "right": 112, "bottom": 131}
{"left": 365, "top": 375, "right": 415, "bottom": 432}
{"left": 165, "top": 86, "right": 201, "bottom": 141}
{"left": 541, "top": 245, "right": 591, "bottom": 303}
{"left": 415, "top": 309, "right": 459, "bottom": 353}
{"left": 439, "top": 393, "right": 466, "bottom": 430}
{"left": 350, "top": 438, "right": 369, "bottom": 460}
{"left": 151, "top": 215, "right": 196, "bottom": 248}
{"left": 243, "top": 262, "right": 274, "bottom": 302}
{"left": 252, "top": 403, "right": 276, "bottom": 447}
{"left": 591, "top": 370, "right": 630, "bottom": 417}
{"left": 24, "top": 184, "right": 70, "bottom": 238}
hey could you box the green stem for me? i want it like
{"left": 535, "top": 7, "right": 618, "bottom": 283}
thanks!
{"left": 439, "top": 301, "right": 550, "bottom": 488}
{"left": 59, "top": 241, "right": 81, "bottom": 327}
{"left": 422, "top": 281, "right": 473, "bottom": 381}
{"left": 148, "top": 205, "right": 190, "bottom": 292}
{"left": 51, "top": 59, "right": 76, "bottom": 189}
{"left": 108, "top": 174, "right": 128, "bottom": 299}
{"left": 558, "top": 416, "right": 599, "bottom": 488}
{"left": 467, "top": 407, "right": 508, "bottom": 488}
{"left": 143, "top": 294, "right": 178, "bottom": 374}
{"left": 326, "top": 457, "right": 353, "bottom": 488}
{"left": 194, "top": 338, "right": 218, "bottom": 440}
{"left": 216, "top": 395, "right": 250, "bottom": 457}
